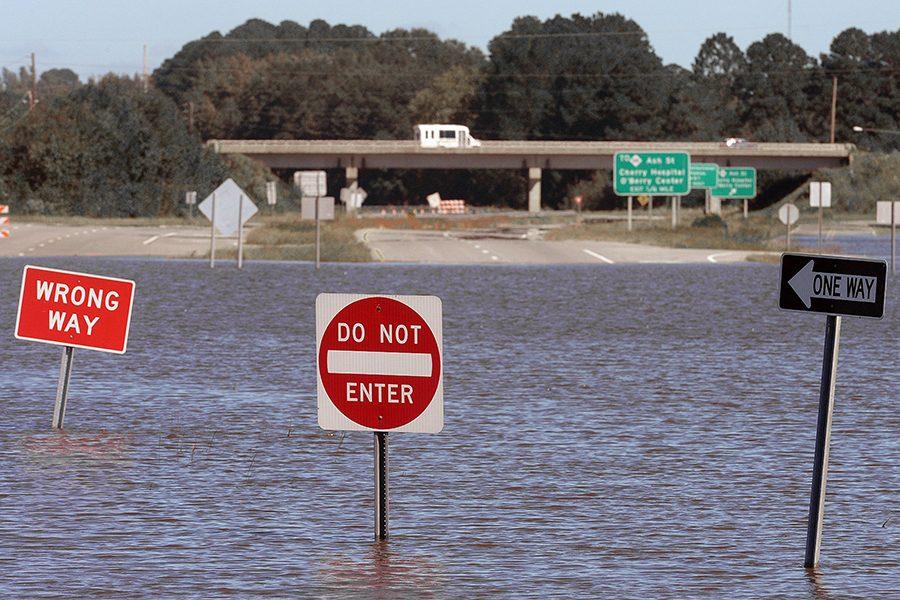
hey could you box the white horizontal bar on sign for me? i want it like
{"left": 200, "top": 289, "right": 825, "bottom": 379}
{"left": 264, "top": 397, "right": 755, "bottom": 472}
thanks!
{"left": 327, "top": 350, "right": 433, "bottom": 377}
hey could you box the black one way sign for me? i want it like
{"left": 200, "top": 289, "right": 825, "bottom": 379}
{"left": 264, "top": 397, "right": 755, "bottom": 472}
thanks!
{"left": 779, "top": 253, "right": 887, "bottom": 319}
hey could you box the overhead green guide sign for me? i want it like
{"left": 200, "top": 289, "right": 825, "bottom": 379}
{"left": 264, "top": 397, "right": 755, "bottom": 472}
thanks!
{"left": 690, "top": 163, "right": 719, "bottom": 189}
{"left": 711, "top": 167, "right": 757, "bottom": 199}
{"left": 613, "top": 152, "right": 690, "bottom": 196}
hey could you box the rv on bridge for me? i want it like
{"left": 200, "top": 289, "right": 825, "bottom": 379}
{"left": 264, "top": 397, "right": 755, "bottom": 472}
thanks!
{"left": 414, "top": 124, "right": 481, "bottom": 148}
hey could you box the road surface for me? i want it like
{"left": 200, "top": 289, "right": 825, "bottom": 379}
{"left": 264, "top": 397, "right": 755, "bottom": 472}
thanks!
{"left": 358, "top": 229, "right": 758, "bottom": 264}
{"left": 0, "top": 222, "right": 225, "bottom": 259}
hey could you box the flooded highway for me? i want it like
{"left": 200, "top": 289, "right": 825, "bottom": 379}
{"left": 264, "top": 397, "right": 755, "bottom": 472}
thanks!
{"left": 1, "top": 257, "right": 897, "bottom": 597}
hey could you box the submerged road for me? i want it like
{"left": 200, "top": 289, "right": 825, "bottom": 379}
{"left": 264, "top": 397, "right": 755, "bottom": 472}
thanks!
{"left": 357, "top": 229, "right": 757, "bottom": 264}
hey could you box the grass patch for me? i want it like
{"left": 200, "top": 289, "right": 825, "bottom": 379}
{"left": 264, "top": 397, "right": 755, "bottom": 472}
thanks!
{"left": 217, "top": 214, "right": 372, "bottom": 262}
{"left": 546, "top": 208, "right": 781, "bottom": 251}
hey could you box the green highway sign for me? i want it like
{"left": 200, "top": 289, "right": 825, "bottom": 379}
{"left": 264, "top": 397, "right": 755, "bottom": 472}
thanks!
{"left": 690, "top": 163, "right": 719, "bottom": 189}
{"left": 711, "top": 167, "right": 756, "bottom": 199}
{"left": 613, "top": 152, "right": 690, "bottom": 196}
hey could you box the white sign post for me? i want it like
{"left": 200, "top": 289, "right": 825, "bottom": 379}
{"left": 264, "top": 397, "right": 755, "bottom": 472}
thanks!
{"left": 317, "top": 293, "right": 443, "bottom": 539}
{"left": 876, "top": 201, "right": 899, "bottom": 273}
{"left": 810, "top": 182, "right": 832, "bottom": 249}
{"left": 296, "top": 171, "right": 329, "bottom": 270}
{"left": 199, "top": 179, "right": 259, "bottom": 269}
{"left": 779, "top": 203, "right": 800, "bottom": 250}
{"left": 185, "top": 191, "right": 197, "bottom": 219}
{"left": 266, "top": 181, "right": 277, "bottom": 207}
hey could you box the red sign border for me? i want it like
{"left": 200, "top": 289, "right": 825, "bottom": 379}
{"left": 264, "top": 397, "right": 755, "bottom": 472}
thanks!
{"left": 14, "top": 265, "right": 136, "bottom": 355}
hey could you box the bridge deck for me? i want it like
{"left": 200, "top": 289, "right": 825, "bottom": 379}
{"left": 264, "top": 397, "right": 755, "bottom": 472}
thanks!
{"left": 209, "top": 139, "right": 853, "bottom": 171}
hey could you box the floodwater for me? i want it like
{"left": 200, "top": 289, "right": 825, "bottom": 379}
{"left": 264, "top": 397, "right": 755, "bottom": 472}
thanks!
{"left": 0, "top": 257, "right": 897, "bottom": 598}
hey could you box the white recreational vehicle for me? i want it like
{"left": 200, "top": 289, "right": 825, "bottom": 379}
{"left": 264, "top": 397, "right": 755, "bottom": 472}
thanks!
{"left": 414, "top": 124, "right": 481, "bottom": 148}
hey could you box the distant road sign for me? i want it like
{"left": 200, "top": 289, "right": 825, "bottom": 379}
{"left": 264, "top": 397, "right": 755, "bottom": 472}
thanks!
{"left": 185, "top": 191, "right": 197, "bottom": 205}
{"left": 613, "top": 152, "right": 690, "bottom": 196}
{"left": 198, "top": 179, "right": 258, "bottom": 236}
{"left": 266, "top": 181, "right": 277, "bottom": 206}
{"left": 690, "top": 163, "right": 719, "bottom": 189}
{"left": 296, "top": 171, "right": 327, "bottom": 198}
{"left": 809, "top": 181, "right": 831, "bottom": 208}
{"left": 779, "top": 203, "right": 799, "bottom": 225}
{"left": 712, "top": 167, "right": 756, "bottom": 199}
{"left": 779, "top": 254, "right": 886, "bottom": 319}
{"left": 876, "top": 201, "right": 900, "bottom": 225}
{"left": 0, "top": 204, "right": 9, "bottom": 213}
{"left": 302, "top": 196, "right": 335, "bottom": 220}
{"left": 317, "top": 294, "right": 443, "bottom": 433}
{"left": 15, "top": 266, "right": 136, "bottom": 353}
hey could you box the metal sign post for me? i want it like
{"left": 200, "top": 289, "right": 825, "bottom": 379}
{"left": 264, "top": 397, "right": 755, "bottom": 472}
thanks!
{"left": 209, "top": 192, "right": 217, "bottom": 268}
{"left": 315, "top": 195, "right": 321, "bottom": 270}
{"left": 877, "top": 201, "right": 898, "bottom": 273}
{"left": 15, "top": 266, "right": 136, "bottom": 429}
{"left": 810, "top": 182, "right": 832, "bottom": 251}
{"left": 779, "top": 204, "right": 799, "bottom": 250}
{"left": 52, "top": 346, "right": 75, "bottom": 429}
{"left": 317, "top": 293, "right": 444, "bottom": 541}
{"left": 779, "top": 253, "right": 887, "bottom": 568}
{"left": 627, "top": 196, "right": 633, "bottom": 231}
{"left": 804, "top": 314, "right": 840, "bottom": 568}
{"left": 237, "top": 195, "right": 244, "bottom": 270}
{"left": 375, "top": 431, "right": 389, "bottom": 540}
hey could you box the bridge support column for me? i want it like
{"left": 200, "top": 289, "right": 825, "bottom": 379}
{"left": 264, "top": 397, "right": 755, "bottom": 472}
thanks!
{"left": 345, "top": 166, "right": 359, "bottom": 190}
{"left": 528, "top": 168, "right": 541, "bottom": 213}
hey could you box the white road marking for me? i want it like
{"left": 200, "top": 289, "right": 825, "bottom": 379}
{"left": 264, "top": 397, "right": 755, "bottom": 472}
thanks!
{"left": 707, "top": 252, "right": 732, "bottom": 263}
{"left": 491, "top": 255, "right": 499, "bottom": 261}
{"left": 142, "top": 235, "right": 160, "bottom": 245}
{"left": 474, "top": 244, "right": 480, "bottom": 249}
{"left": 582, "top": 249, "right": 615, "bottom": 264}
{"left": 481, "top": 249, "right": 489, "bottom": 254}
{"left": 38, "top": 243, "right": 45, "bottom": 248}
{"left": 18, "top": 252, "right": 24, "bottom": 256}
{"left": 27, "top": 247, "right": 35, "bottom": 252}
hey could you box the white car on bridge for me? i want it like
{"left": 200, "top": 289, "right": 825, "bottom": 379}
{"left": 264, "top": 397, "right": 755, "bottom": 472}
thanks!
{"left": 415, "top": 124, "right": 481, "bottom": 148}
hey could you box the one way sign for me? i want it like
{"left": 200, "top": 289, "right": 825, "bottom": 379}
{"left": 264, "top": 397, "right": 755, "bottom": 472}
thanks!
{"left": 779, "top": 253, "right": 887, "bottom": 319}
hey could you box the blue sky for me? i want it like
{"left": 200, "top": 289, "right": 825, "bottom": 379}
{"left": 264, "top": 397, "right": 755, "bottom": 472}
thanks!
{"left": 0, "top": 0, "right": 894, "bottom": 78}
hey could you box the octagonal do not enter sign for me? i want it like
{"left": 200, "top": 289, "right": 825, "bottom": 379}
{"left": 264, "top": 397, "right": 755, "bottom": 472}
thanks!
{"left": 316, "top": 294, "right": 443, "bottom": 433}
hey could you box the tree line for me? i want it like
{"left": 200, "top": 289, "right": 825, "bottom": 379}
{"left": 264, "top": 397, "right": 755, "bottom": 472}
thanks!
{"left": 0, "top": 13, "right": 897, "bottom": 215}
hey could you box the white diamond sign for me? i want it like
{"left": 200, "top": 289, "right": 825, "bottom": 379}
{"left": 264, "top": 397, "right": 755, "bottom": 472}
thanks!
{"left": 199, "top": 179, "right": 258, "bottom": 236}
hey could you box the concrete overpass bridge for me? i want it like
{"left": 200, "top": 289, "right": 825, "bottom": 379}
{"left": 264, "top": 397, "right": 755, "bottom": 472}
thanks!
{"left": 208, "top": 139, "right": 854, "bottom": 212}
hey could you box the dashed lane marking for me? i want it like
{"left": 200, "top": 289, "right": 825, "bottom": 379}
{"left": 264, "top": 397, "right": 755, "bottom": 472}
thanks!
{"left": 582, "top": 249, "right": 615, "bottom": 264}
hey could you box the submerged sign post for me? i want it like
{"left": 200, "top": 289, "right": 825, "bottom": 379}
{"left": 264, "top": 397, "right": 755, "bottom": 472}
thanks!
{"left": 199, "top": 179, "right": 259, "bottom": 270}
{"left": 15, "top": 266, "right": 136, "bottom": 429}
{"left": 778, "top": 253, "right": 887, "bottom": 568}
{"left": 317, "top": 293, "right": 443, "bottom": 539}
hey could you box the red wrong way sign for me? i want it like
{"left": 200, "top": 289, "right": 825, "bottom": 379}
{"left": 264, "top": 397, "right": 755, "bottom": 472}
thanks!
{"left": 317, "top": 294, "right": 443, "bottom": 432}
{"left": 15, "top": 266, "right": 136, "bottom": 354}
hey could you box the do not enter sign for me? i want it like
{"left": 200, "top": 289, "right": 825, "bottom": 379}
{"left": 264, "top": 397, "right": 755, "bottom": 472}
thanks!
{"left": 317, "top": 294, "right": 443, "bottom": 432}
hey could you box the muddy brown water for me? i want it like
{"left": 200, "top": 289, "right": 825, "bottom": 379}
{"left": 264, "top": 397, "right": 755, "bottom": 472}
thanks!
{"left": 1, "top": 257, "right": 897, "bottom": 597}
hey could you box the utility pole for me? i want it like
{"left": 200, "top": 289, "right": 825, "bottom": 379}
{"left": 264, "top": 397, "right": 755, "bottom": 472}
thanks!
{"left": 787, "top": 0, "right": 792, "bottom": 41}
{"left": 142, "top": 44, "right": 149, "bottom": 93}
{"left": 829, "top": 76, "right": 838, "bottom": 144}
{"left": 29, "top": 52, "right": 37, "bottom": 111}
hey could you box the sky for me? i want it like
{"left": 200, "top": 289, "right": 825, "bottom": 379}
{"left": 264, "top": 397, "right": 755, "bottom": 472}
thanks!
{"left": 0, "top": 0, "right": 895, "bottom": 79}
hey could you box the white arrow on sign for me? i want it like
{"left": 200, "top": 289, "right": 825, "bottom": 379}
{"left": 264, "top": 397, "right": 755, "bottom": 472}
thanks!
{"left": 788, "top": 260, "right": 878, "bottom": 309}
